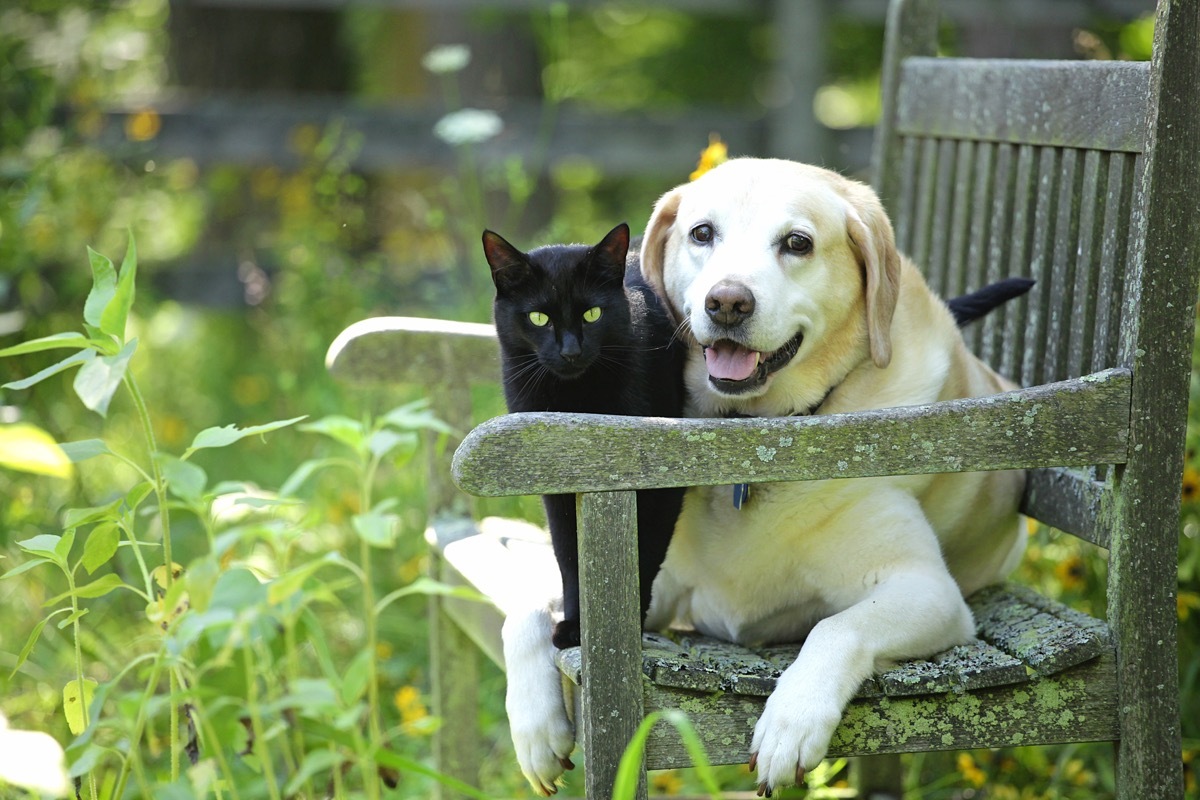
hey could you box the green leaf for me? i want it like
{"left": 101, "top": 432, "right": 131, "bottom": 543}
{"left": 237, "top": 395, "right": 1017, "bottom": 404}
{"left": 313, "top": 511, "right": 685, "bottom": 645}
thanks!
{"left": 381, "top": 399, "right": 455, "bottom": 435}
{"left": 375, "top": 576, "right": 487, "bottom": 616}
{"left": 298, "top": 415, "right": 366, "bottom": 453}
{"left": 82, "top": 523, "right": 120, "bottom": 574}
{"left": 100, "top": 236, "right": 136, "bottom": 340}
{"left": 158, "top": 454, "right": 207, "bottom": 503}
{"left": 56, "top": 608, "right": 89, "bottom": 629}
{"left": 351, "top": 511, "right": 396, "bottom": 548}
{"left": 284, "top": 750, "right": 345, "bottom": 796}
{"left": 55, "top": 528, "right": 75, "bottom": 562}
{"left": 184, "top": 415, "right": 307, "bottom": 458}
{"left": 612, "top": 710, "right": 721, "bottom": 800}
{"left": 17, "top": 534, "right": 64, "bottom": 563}
{"left": 62, "top": 499, "right": 122, "bottom": 530}
{"left": 0, "top": 423, "right": 74, "bottom": 479}
{"left": 1, "top": 557, "right": 51, "bottom": 580}
{"left": 125, "top": 480, "right": 155, "bottom": 512}
{"left": 367, "top": 429, "right": 417, "bottom": 460}
{"left": 279, "top": 457, "right": 341, "bottom": 498}
{"left": 59, "top": 439, "right": 114, "bottom": 463}
{"left": 2, "top": 349, "right": 93, "bottom": 391}
{"left": 268, "top": 554, "right": 337, "bottom": 605}
{"left": 44, "top": 573, "right": 126, "bottom": 605}
{"left": 72, "top": 338, "right": 137, "bottom": 417}
{"left": 340, "top": 648, "right": 373, "bottom": 705}
{"left": 63, "top": 678, "right": 98, "bottom": 735}
{"left": 0, "top": 332, "right": 93, "bottom": 358}
{"left": 10, "top": 608, "right": 71, "bottom": 678}
{"left": 84, "top": 248, "right": 117, "bottom": 329}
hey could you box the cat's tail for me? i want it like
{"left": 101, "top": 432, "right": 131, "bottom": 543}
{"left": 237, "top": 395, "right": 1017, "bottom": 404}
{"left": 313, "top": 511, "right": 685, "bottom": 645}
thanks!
{"left": 947, "top": 278, "right": 1035, "bottom": 327}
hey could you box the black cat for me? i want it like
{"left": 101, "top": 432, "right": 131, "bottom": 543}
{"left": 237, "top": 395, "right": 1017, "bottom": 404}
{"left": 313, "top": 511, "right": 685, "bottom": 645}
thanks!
{"left": 483, "top": 222, "right": 687, "bottom": 649}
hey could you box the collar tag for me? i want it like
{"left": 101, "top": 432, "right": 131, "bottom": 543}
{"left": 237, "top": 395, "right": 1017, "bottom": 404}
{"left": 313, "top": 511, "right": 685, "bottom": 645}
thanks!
{"left": 733, "top": 482, "right": 751, "bottom": 510}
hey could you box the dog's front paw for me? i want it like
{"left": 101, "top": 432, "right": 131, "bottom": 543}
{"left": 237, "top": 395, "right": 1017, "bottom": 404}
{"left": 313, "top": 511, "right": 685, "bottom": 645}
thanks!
{"left": 551, "top": 619, "right": 580, "bottom": 649}
{"left": 508, "top": 694, "right": 575, "bottom": 796}
{"left": 504, "top": 608, "right": 577, "bottom": 795}
{"left": 748, "top": 690, "right": 842, "bottom": 795}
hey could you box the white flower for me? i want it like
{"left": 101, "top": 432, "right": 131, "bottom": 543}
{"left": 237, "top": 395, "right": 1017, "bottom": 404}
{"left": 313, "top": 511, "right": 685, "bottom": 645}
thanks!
{"left": 0, "top": 710, "right": 70, "bottom": 797}
{"left": 422, "top": 44, "right": 470, "bottom": 75}
{"left": 434, "top": 108, "right": 503, "bottom": 146}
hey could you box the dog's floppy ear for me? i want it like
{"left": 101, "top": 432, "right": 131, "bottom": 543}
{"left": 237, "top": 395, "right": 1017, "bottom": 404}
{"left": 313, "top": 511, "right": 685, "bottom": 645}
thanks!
{"left": 640, "top": 187, "right": 685, "bottom": 324}
{"left": 843, "top": 185, "right": 902, "bottom": 368}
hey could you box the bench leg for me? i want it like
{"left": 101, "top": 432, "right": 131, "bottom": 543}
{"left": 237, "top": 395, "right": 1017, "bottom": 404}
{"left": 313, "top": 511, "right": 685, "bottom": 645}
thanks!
{"left": 429, "top": 590, "right": 482, "bottom": 800}
{"left": 852, "top": 753, "right": 902, "bottom": 800}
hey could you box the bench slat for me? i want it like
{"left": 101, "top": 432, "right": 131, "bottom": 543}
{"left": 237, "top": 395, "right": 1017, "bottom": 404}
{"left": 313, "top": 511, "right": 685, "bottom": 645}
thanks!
{"left": 454, "top": 369, "right": 1130, "bottom": 496}
{"left": 897, "top": 59, "right": 1149, "bottom": 152}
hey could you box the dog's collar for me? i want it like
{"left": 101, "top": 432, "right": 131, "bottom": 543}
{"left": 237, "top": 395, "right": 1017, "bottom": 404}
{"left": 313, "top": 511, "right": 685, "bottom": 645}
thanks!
{"left": 721, "top": 383, "right": 839, "bottom": 510}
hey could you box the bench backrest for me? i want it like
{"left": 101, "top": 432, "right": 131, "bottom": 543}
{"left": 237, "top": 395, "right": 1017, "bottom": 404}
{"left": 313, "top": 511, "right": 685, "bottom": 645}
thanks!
{"left": 874, "top": 3, "right": 1197, "bottom": 793}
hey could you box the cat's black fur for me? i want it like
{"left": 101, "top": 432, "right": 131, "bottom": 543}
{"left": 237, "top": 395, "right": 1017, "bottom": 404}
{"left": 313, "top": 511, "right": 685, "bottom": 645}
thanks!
{"left": 484, "top": 221, "right": 1034, "bottom": 650}
{"left": 483, "top": 222, "right": 687, "bottom": 649}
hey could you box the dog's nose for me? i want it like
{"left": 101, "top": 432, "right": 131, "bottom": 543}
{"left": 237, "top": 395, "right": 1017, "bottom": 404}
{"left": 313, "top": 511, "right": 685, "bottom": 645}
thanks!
{"left": 705, "top": 281, "right": 756, "bottom": 327}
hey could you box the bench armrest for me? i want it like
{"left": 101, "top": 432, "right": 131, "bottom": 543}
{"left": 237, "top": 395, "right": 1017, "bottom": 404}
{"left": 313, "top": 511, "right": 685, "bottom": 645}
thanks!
{"left": 453, "top": 368, "right": 1130, "bottom": 496}
{"left": 326, "top": 316, "right": 499, "bottom": 385}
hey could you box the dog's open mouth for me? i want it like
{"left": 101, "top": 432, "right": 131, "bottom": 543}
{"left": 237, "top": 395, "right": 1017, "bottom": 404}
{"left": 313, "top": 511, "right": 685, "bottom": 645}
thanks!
{"left": 703, "top": 330, "right": 804, "bottom": 394}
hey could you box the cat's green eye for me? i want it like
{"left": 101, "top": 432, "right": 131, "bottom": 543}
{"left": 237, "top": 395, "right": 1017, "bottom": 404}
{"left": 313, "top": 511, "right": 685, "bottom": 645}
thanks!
{"left": 528, "top": 311, "right": 550, "bottom": 327}
{"left": 583, "top": 306, "right": 602, "bottom": 323}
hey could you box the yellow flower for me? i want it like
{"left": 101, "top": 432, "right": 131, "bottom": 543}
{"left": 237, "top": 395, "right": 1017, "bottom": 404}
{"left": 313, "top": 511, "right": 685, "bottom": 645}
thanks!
{"left": 394, "top": 685, "right": 429, "bottom": 727}
{"left": 650, "top": 770, "right": 683, "bottom": 795}
{"left": 1178, "top": 591, "right": 1200, "bottom": 621}
{"left": 689, "top": 134, "right": 729, "bottom": 181}
{"left": 1025, "top": 516, "right": 1040, "bottom": 536}
{"left": 956, "top": 753, "right": 986, "bottom": 788}
{"left": 1183, "top": 465, "right": 1200, "bottom": 503}
{"left": 1054, "top": 555, "right": 1086, "bottom": 592}
{"left": 125, "top": 108, "right": 161, "bottom": 142}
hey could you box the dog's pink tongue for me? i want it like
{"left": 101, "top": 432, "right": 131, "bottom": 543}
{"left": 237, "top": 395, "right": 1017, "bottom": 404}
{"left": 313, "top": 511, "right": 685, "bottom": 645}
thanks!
{"left": 705, "top": 342, "right": 760, "bottom": 381}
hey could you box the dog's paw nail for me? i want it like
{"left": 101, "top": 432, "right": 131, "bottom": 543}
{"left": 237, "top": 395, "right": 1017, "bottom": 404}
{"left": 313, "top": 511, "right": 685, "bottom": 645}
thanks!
{"left": 796, "top": 765, "right": 806, "bottom": 785}
{"left": 559, "top": 757, "right": 575, "bottom": 771}
{"left": 756, "top": 782, "right": 767, "bottom": 797}
{"left": 748, "top": 753, "right": 758, "bottom": 772}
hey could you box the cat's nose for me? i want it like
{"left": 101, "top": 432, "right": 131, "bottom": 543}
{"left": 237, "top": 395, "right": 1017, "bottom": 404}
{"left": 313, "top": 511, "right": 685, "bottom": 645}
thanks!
{"left": 705, "top": 281, "right": 756, "bottom": 328}
{"left": 560, "top": 332, "right": 582, "bottom": 359}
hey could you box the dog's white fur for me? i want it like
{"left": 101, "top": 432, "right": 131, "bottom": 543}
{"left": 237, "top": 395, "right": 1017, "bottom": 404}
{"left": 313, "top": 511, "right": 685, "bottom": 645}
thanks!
{"left": 503, "top": 158, "right": 1025, "bottom": 795}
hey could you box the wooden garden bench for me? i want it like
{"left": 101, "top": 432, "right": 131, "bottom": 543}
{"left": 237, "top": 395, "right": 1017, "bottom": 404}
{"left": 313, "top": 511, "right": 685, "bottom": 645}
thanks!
{"left": 326, "top": 0, "right": 1199, "bottom": 797}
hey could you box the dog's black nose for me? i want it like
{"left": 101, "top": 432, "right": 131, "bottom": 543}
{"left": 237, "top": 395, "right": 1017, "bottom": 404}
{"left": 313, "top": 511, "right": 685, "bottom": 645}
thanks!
{"left": 705, "top": 281, "right": 756, "bottom": 327}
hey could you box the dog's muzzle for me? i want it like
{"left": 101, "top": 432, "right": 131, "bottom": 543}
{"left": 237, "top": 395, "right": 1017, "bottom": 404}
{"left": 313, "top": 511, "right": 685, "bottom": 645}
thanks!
{"left": 704, "top": 329, "right": 805, "bottom": 395}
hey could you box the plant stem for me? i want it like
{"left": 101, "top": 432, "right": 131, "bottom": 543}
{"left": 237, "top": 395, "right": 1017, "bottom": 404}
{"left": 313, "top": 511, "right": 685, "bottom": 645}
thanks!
{"left": 123, "top": 373, "right": 173, "bottom": 582}
{"left": 111, "top": 653, "right": 166, "bottom": 800}
{"left": 241, "top": 640, "right": 282, "bottom": 800}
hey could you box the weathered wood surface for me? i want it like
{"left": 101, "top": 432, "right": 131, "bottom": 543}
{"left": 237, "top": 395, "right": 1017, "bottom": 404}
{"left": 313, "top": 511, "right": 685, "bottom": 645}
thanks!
{"left": 1106, "top": 1, "right": 1200, "bottom": 797}
{"left": 577, "top": 491, "right": 646, "bottom": 800}
{"left": 453, "top": 369, "right": 1131, "bottom": 496}
{"left": 639, "top": 653, "right": 1119, "bottom": 769}
{"left": 1020, "top": 467, "right": 1108, "bottom": 548}
{"left": 556, "top": 584, "right": 1108, "bottom": 695}
{"left": 896, "top": 59, "right": 1149, "bottom": 152}
{"left": 325, "top": 316, "right": 499, "bottom": 386}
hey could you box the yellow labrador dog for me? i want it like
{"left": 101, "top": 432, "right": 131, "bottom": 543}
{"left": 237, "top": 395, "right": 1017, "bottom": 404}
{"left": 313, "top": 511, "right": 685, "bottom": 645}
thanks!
{"left": 636, "top": 158, "right": 1026, "bottom": 794}
{"left": 501, "top": 157, "right": 1025, "bottom": 796}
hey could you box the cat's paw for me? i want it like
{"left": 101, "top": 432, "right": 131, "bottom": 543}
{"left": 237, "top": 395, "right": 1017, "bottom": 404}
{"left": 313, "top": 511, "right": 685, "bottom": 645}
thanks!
{"left": 551, "top": 619, "right": 580, "bottom": 649}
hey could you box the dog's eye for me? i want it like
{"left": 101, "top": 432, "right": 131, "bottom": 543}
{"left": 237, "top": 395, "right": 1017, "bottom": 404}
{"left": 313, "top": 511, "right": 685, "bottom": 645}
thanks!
{"left": 690, "top": 224, "right": 715, "bottom": 244}
{"left": 785, "top": 232, "right": 814, "bottom": 255}
{"left": 583, "top": 306, "right": 602, "bottom": 323}
{"left": 528, "top": 311, "right": 550, "bottom": 327}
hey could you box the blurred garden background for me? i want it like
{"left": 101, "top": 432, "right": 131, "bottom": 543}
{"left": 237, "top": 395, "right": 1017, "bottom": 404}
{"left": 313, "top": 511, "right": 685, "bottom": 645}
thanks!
{"left": 1, "top": 0, "right": 1195, "bottom": 797}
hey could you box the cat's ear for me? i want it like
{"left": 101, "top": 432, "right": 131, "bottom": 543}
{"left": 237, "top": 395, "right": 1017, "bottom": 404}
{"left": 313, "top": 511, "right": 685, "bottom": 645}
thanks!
{"left": 482, "top": 230, "right": 531, "bottom": 293}
{"left": 588, "top": 222, "right": 630, "bottom": 285}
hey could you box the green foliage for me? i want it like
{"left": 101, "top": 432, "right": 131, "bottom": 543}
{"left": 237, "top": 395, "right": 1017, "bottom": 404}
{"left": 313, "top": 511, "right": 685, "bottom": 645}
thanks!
{"left": 0, "top": 243, "right": 482, "bottom": 799}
